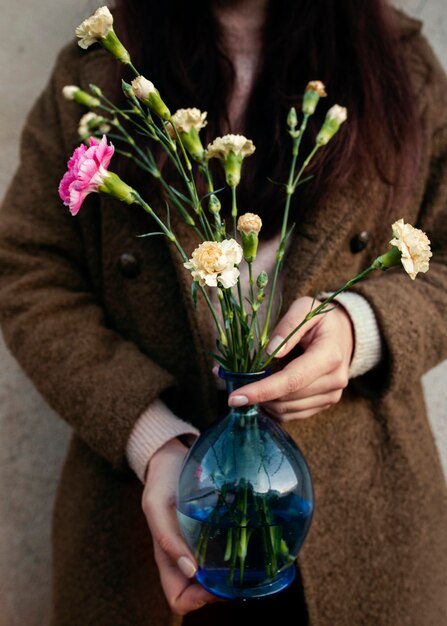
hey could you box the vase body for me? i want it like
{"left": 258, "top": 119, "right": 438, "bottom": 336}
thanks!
{"left": 176, "top": 369, "right": 314, "bottom": 600}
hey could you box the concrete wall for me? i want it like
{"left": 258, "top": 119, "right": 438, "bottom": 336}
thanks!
{"left": 0, "top": 1, "right": 446, "bottom": 624}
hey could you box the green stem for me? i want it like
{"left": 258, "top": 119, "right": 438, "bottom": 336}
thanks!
{"left": 201, "top": 162, "right": 223, "bottom": 240}
{"left": 292, "top": 144, "right": 320, "bottom": 190}
{"left": 257, "top": 118, "right": 321, "bottom": 366}
{"left": 224, "top": 290, "right": 242, "bottom": 371}
{"left": 127, "top": 62, "right": 140, "bottom": 77}
{"left": 158, "top": 124, "right": 214, "bottom": 240}
{"left": 231, "top": 185, "right": 238, "bottom": 238}
{"left": 231, "top": 186, "right": 247, "bottom": 328}
{"left": 244, "top": 262, "right": 256, "bottom": 370}
{"left": 218, "top": 291, "right": 236, "bottom": 367}
{"left": 261, "top": 264, "right": 376, "bottom": 368}
{"left": 133, "top": 193, "right": 227, "bottom": 346}
{"left": 258, "top": 144, "right": 299, "bottom": 351}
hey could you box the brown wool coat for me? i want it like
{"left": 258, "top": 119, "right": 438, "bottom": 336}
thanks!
{"left": 0, "top": 9, "right": 446, "bottom": 626}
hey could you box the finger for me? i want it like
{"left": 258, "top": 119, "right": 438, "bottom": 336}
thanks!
{"left": 265, "top": 297, "right": 321, "bottom": 358}
{"left": 143, "top": 489, "right": 198, "bottom": 579}
{"left": 271, "top": 371, "right": 349, "bottom": 402}
{"left": 264, "top": 390, "right": 343, "bottom": 418}
{"left": 143, "top": 445, "right": 198, "bottom": 577}
{"left": 228, "top": 346, "right": 341, "bottom": 407}
{"left": 154, "top": 543, "right": 219, "bottom": 615}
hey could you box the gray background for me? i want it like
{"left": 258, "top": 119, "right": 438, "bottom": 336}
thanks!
{"left": 0, "top": 1, "right": 446, "bottom": 624}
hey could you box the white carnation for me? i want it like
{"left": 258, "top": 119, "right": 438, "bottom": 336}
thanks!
{"left": 131, "top": 76, "right": 157, "bottom": 101}
{"left": 184, "top": 239, "right": 243, "bottom": 288}
{"left": 171, "top": 108, "right": 207, "bottom": 133}
{"left": 75, "top": 6, "right": 114, "bottom": 49}
{"left": 390, "top": 219, "right": 432, "bottom": 280}
{"left": 206, "top": 134, "right": 255, "bottom": 160}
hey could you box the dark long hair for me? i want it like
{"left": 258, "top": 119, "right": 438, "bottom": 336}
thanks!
{"left": 113, "top": 0, "right": 421, "bottom": 234}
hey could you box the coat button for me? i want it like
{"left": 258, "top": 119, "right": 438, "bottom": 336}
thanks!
{"left": 350, "top": 231, "right": 370, "bottom": 253}
{"left": 119, "top": 253, "right": 141, "bottom": 278}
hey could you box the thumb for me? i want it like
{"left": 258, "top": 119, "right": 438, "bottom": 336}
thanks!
{"left": 266, "top": 296, "right": 321, "bottom": 358}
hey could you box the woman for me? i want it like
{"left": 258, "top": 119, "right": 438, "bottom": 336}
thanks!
{"left": 0, "top": 1, "right": 446, "bottom": 624}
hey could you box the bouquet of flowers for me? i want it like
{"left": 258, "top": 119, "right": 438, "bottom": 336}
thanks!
{"left": 58, "top": 6, "right": 433, "bottom": 599}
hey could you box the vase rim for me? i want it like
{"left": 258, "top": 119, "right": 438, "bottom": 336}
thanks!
{"left": 218, "top": 366, "right": 271, "bottom": 382}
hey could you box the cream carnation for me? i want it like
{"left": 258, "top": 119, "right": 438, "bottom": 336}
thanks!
{"left": 327, "top": 104, "right": 348, "bottom": 124}
{"left": 130, "top": 76, "right": 170, "bottom": 120}
{"left": 390, "top": 219, "right": 432, "bottom": 280}
{"left": 184, "top": 239, "right": 243, "bottom": 289}
{"left": 131, "top": 76, "right": 157, "bottom": 100}
{"left": 316, "top": 104, "right": 348, "bottom": 145}
{"left": 237, "top": 213, "right": 262, "bottom": 236}
{"left": 62, "top": 86, "right": 79, "bottom": 100}
{"left": 171, "top": 108, "right": 207, "bottom": 133}
{"left": 75, "top": 6, "right": 114, "bottom": 49}
{"left": 206, "top": 134, "right": 255, "bottom": 160}
{"left": 305, "top": 80, "right": 327, "bottom": 97}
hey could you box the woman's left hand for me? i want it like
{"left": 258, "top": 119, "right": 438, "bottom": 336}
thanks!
{"left": 228, "top": 296, "right": 354, "bottom": 420}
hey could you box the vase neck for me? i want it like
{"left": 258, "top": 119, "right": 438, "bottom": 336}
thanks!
{"left": 218, "top": 367, "right": 271, "bottom": 396}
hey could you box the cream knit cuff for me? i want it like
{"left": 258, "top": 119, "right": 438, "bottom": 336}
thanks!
{"left": 319, "top": 291, "right": 382, "bottom": 379}
{"left": 125, "top": 399, "right": 200, "bottom": 483}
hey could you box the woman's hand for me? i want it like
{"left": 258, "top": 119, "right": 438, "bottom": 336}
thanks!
{"left": 228, "top": 296, "right": 354, "bottom": 420}
{"left": 142, "top": 438, "right": 219, "bottom": 615}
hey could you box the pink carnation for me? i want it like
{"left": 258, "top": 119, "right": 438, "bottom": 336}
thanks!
{"left": 58, "top": 135, "right": 115, "bottom": 215}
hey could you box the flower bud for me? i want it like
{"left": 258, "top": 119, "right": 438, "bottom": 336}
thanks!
{"left": 78, "top": 112, "right": 111, "bottom": 139}
{"left": 302, "top": 80, "right": 327, "bottom": 116}
{"left": 287, "top": 107, "right": 298, "bottom": 131}
{"left": 256, "top": 271, "right": 268, "bottom": 290}
{"left": 316, "top": 105, "right": 348, "bottom": 145}
{"left": 121, "top": 80, "right": 138, "bottom": 102}
{"left": 89, "top": 84, "right": 103, "bottom": 98}
{"left": 131, "top": 76, "right": 171, "bottom": 120}
{"left": 63, "top": 85, "right": 100, "bottom": 109}
{"left": 237, "top": 213, "right": 262, "bottom": 262}
{"left": 208, "top": 194, "right": 221, "bottom": 215}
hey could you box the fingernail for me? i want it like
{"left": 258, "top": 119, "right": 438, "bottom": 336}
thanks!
{"left": 266, "top": 335, "right": 285, "bottom": 356}
{"left": 228, "top": 395, "right": 249, "bottom": 407}
{"left": 177, "top": 556, "right": 197, "bottom": 578}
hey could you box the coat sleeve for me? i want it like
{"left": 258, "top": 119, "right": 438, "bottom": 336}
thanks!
{"left": 353, "top": 34, "right": 447, "bottom": 393}
{"left": 0, "top": 43, "right": 176, "bottom": 470}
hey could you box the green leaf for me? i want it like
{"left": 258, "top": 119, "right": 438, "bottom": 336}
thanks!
{"left": 296, "top": 174, "right": 314, "bottom": 187}
{"left": 168, "top": 185, "right": 195, "bottom": 208}
{"left": 200, "top": 186, "right": 226, "bottom": 202}
{"left": 266, "top": 177, "right": 287, "bottom": 188}
{"left": 284, "top": 222, "right": 296, "bottom": 243}
{"left": 165, "top": 201, "right": 172, "bottom": 231}
{"left": 136, "top": 231, "right": 165, "bottom": 238}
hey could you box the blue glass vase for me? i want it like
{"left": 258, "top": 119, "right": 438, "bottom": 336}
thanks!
{"left": 176, "top": 368, "right": 314, "bottom": 600}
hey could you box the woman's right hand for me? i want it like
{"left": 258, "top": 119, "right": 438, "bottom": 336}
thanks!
{"left": 142, "top": 438, "right": 219, "bottom": 615}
